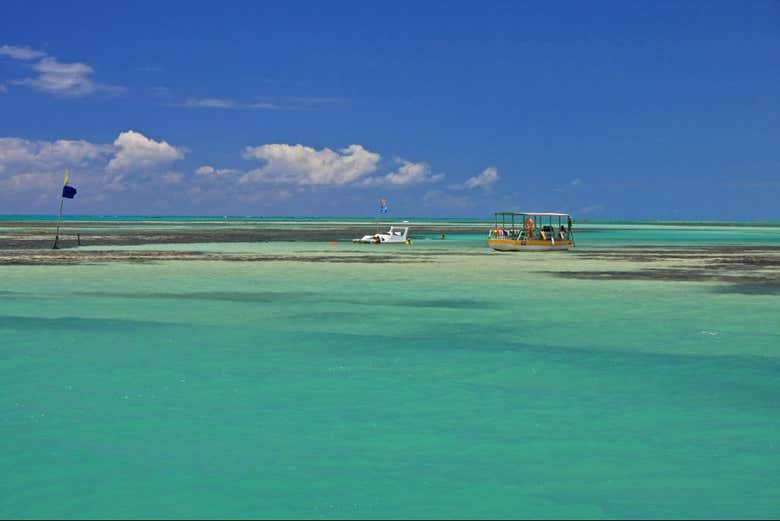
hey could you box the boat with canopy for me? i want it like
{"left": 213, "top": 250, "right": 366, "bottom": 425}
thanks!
{"left": 487, "top": 212, "right": 574, "bottom": 251}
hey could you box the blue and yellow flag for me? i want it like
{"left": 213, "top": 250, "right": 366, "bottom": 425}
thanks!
{"left": 62, "top": 171, "right": 77, "bottom": 199}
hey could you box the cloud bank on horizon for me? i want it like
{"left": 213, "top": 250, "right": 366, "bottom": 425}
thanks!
{"left": 0, "top": 127, "right": 503, "bottom": 214}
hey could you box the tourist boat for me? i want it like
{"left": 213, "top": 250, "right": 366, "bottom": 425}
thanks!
{"left": 487, "top": 212, "right": 574, "bottom": 251}
{"left": 353, "top": 226, "right": 411, "bottom": 244}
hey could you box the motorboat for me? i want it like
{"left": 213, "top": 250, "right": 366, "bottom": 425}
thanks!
{"left": 353, "top": 226, "right": 410, "bottom": 244}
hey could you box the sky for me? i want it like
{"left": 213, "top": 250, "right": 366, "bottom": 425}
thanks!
{"left": 1, "top": 1, "right": 778, "bottom": 219}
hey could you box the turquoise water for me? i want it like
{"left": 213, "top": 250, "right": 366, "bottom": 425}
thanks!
{"left": 1, "top": 223, "right": 779, "bottom": 518}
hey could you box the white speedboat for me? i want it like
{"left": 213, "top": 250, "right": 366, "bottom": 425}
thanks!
{"left": 353, "top": 226, "right": 410, "bottom": 244}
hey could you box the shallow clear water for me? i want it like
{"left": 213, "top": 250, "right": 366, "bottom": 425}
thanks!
{"left": 1, "top": 223, "right": 779, "bottom": 519}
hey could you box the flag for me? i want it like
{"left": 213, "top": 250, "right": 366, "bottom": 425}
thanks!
{"left": 62, "top": 171, "right": 77, "bottom": 198}
{"left": 379, "top": 199, "right": 388, "bottom": 214}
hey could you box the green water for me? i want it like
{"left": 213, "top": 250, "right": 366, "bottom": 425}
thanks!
{"left": 1, "top": 224, "right": 779, "bottom": 519}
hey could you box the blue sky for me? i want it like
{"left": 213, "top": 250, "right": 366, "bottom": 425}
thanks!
{"left": 1, "top": 1, "right": 778, "bottom": 219}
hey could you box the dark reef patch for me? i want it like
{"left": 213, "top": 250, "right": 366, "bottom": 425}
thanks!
{"left": 548, "top": 269, "right": 780, "bottom": 295}
{"left": 74, "top": 291, "right": 500, "bottom": 310}
{"left": 0, "top": 251, "right": 436, "bottom": 266}
{"left": 76, "top": 290, "right": 321, "bottom": 303}
{"left": 711, "top": 282, "right": 780, "bottom": 296}
{"left": 391, "top": 298, "right": 499, "bottom": 310}
{"left": 0, "top": 315, "right": 185, "bottom": 332}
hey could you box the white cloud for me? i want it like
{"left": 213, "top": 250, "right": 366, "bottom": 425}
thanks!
{"left": 13, "top": 57, "right": 97, "bottom": 97}
{"left": 241, "top": 144, "right": 381, "bottom": 186}
{"left": 1, "top": 132, "right": 182, "bottom": 180}
{"left": 184, "top": 97, "right": 237, "bottom": 109}
{"left": 0, "top": 138, "right": 38, "bottom": 165}
{"left": 2, "top": 45, "right": 122, "bottom": 97}
{"left": 364, "top": 158, "right": 444, "bottom": 186}
{"left": 0, "top": 83, "right": 7, "bottom": 94}
{"left": 247, "top": 101, "right": 279, "bottom": 110}
{"left": 172, "top": 94, "right": 347, "bottom": 111}
{"left": 195, "top": 165, "right": 215, "bottom": 176}
{"left": 0, "top": 131, "right": 191, "bottom": 213}
{"left": 0, "top": 131, "right": 185, "bottom": 186}
{"left": 195, "top": 165, "right": 239, "bottom": 176}
{"left": 0, "top": 137, "right": 111, "bottom": 170}
{"left": 0, "top": 44, "right": 46, "bottom": 60}
{"left": 38, "top": 139, "right": 111, "bottom": 164}
{"left": 0, "top": 136, "right": 111, "bottom": 201}
{"left": 464, "top": 167, "right": 499, "bottom": 190}
{"left": 107, "top": 130, "right": 186, "bottom": 172}
{"left": 0, "top": 172, "right": 58, "bottom": 191}
{"left": 178, "top": 98, "right": 279, "bottom": 110}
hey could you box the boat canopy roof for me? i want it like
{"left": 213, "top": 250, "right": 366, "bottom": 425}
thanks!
{"left": 495, "top": 212, "right": 571, "bottom": 217}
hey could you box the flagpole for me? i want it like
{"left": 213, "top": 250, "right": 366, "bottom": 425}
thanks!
{"left": 53, "top": 171, "right": 70, "bottom": 249}
{"left": 52, "top": 196, "right": 64, "bottom": 249}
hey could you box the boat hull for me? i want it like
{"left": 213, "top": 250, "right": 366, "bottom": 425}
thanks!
{"left": 487, "top": 239, "right": 573, "bottom": 251}
{"left": 352, "top": 239, "right": 408, "bottom": 244}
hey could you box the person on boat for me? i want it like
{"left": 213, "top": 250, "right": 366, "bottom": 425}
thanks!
{"left": 524, "top": 218, "right": 534, "bottom": 239}
{"left": 559, "top": 225, "right": 567, "bottom": 240}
